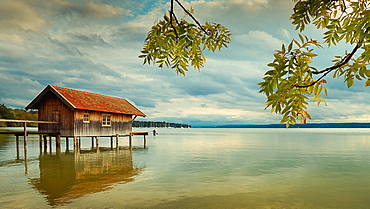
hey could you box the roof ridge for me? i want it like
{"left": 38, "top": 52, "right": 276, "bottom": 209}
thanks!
{"left": 52, "top": 85, "right": 127, "bottom": 101}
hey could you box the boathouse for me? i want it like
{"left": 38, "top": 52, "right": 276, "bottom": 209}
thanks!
{"left": 26, "top": 85, "right": 146, "bottom": 137}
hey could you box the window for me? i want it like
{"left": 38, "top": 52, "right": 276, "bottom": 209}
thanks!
{"left": 83, "top": 113, "right": 89, "bottom": 123}
{"left": 102, "top": 114, "right": 111, "bottom": 126}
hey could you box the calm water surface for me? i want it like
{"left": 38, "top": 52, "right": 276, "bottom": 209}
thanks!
{"left": 0, "top": 128, "right": 370, "bottom": 208}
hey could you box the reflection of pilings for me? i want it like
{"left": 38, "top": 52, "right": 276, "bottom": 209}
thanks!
{"left": 56, "top": 146, "right": 61, "bottom": 156}
{"left": 24, "top": 149, "right": 28, "bottom": 175}
{"left": 39, "top": 135, "right": 43, "bottom": 148}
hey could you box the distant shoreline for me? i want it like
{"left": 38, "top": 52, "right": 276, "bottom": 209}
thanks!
{"left": 194, "top": 123, "right": 370, "bottom": 128}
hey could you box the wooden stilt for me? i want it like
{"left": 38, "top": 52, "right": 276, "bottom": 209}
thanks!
{"left": 144, "top": 135, "right": 147, "bottom": 149}
{"left": 23, "top": 122, "right": 27, "bottom": 151}
{"left": 96, "top": 136, "right": 100, "bottom": 153}
{"left": 129, "top": 134, "right": 132, "bottom": 149}
{"left": 49, "top": 136, "right": 52, "bottom": 153}
{"left": 43, "top": 135, "right": 47, "bottom": 153}
{"left": 110, "top": 136, "right": 113, "bottom": 149}
{"left": 74, "top": 136, "right": 77, "bottom": 148}
{"left": 96, "top": 136, "right": 99, "bottom": 148}
{"left": 66, "top": 137, "right": 69, "bottom": 150}
{"left": 91, "top": 137, "right": 94, "bottom": 147}
{"left": 116, "top": 134, "right": 119, "bottom": 149}
{"left": 79, "top": 137, "right": 81, "bottom": 148}
{"left": 56, "top": 135, "right": 61, "bottom": 148}
{"left": 43, "top": 136, "right": 47, "bottom": 148}
{"left": 16, "top": 135, "right": 20, "bottom": 160}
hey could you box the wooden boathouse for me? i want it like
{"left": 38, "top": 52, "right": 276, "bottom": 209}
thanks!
{"left": 25, "top": 84, "right": 147, "bottom": 148}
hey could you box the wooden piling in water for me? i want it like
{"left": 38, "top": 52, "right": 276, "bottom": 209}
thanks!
{"left": 56, "top": 135, "right": 61, "bottom": 148}
{"left": 129, "top": 135, "right": 132, "bottom": 148}
{"left": 49, "top": 136, "right": 52, "bottom": 153}
{"left": 16, "top": 135, "right": 20, "bottom": 159}
{"left": 66, "top": 137, "right": 69, "bottom": 150}
{"left": 23, "top": 122, "right": 27, "bottom": 151}
{"left": 74, "top": 137, "right": 77, "bottom": 148}
{"left": 116, "top": 134, "right": 119, "bottom": 148}
{"left": 144, "top": 135, "right": 147, "bottom": 149}
{"left": 43, "top": 135, "right": 47, "bottom": 148}
{"left": 96, "top": 136, "right": 99, "bottom": 148}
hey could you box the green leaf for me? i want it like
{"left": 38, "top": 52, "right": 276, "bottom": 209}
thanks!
{"left": 347, "top": 76, "right": 354, "bottom": 88}
{"left": 365, "top": 79, "right": 370, "bottom": 87}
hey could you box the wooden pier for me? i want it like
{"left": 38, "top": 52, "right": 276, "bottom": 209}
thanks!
{"left": 0, "top": 119, "right": 149, "bottom": 159}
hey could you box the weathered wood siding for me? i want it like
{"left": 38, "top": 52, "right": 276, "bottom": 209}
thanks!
{"left": 38, "top": 92, "right": 74, "bottom": 136}
{"left": 74, "top": 110, "right": 132, "bottom": 136}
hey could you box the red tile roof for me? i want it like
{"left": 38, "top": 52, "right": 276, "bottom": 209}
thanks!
{"left": 52, "top": 86, "right": 146, "bottom": 116}
{"left": 26, "top": 85, "right": 146, "bottom": 117}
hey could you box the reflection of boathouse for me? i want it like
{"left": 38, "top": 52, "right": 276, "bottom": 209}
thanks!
{"left": 30, "top": 149, "right": 142, "bottom": 206}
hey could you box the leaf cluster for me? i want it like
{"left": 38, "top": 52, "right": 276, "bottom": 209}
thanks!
{"left": 260, "top": 0, "right": 369, "bottom": 127}
{"left": 140, "top": 10, "right": 231, "bottom": 75}
{"left": 259, "top": 35, "right": 328, "bottom": 127}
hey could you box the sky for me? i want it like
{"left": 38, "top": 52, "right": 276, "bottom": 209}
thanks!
{"left": 0, "top": 0, "right": 369, "bottom": 126}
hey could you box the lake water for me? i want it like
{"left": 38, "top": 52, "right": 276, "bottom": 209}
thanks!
{"left": 0, "top": 128, "right": 370, "bottom": 208}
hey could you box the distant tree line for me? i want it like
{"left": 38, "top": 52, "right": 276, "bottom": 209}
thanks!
{"left": 133, "top": 120, "right": 191, "bottom": 128}
{"left": 0, "top": 104, "right": 38, "bottom": 127}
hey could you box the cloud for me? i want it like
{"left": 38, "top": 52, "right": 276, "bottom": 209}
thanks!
{"left": 0, "top": 0, "right": 47, "bottom": 44}
{"left": 47, "top": 0, "right": 129, "bottom": 19}
{"left": 234, "top": 30, "right": 283, "bottom": 50}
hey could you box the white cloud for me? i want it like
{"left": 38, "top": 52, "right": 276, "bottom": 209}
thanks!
{"left": 0, "top": 0, "right": 47, "bottom": 43}
{"left": 279, "top": 29, "right": 291, "bottom": 40}
{"left": 234, "top": 30, "right": 283, "bottom": 50}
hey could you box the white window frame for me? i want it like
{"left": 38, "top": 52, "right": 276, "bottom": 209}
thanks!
{"left": 102, "top": 114, "right": 111, "bottom": 126}
{"left": 83, "top": 113, "right": 89, "bottom": 123}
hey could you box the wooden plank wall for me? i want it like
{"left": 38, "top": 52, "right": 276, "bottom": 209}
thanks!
{"left": 74, "top": 110, "right": 132, "bottom": 136}
{"left": 38, "top": 92, "right": 74, "bottom": 136}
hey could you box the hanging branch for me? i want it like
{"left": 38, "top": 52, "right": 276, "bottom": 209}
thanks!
{"left": 294, "top": 27, "right": 368, "bottom": 88}
{"left": 174, "top": 0, "right": 209, "bottom": 35}
{"left": 170, "top": 0, "right": 179, "bottom": 38}
{"left": 294, "top": 43, "right": 360, "bottom": 88}
{"left": 140, "top": 0, "right": 232, "bottom": 75}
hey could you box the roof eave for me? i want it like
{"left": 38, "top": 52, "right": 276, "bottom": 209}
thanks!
{"left": 25, "top": 84, "right": 76, "bottom": 110}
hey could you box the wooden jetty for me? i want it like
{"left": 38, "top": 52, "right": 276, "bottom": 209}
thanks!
{"left": 0, "top": 119, "right": 148, "bottom": 159}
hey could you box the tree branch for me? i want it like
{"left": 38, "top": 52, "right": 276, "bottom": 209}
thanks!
{"left": 174, "top": 0, "right": 209, "bottom": 35}
{"left": 294, "top": 36, "right": 363, "bottom": 88}
{"left": 170, "top": 0, "right": 179, "bottom": 38}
